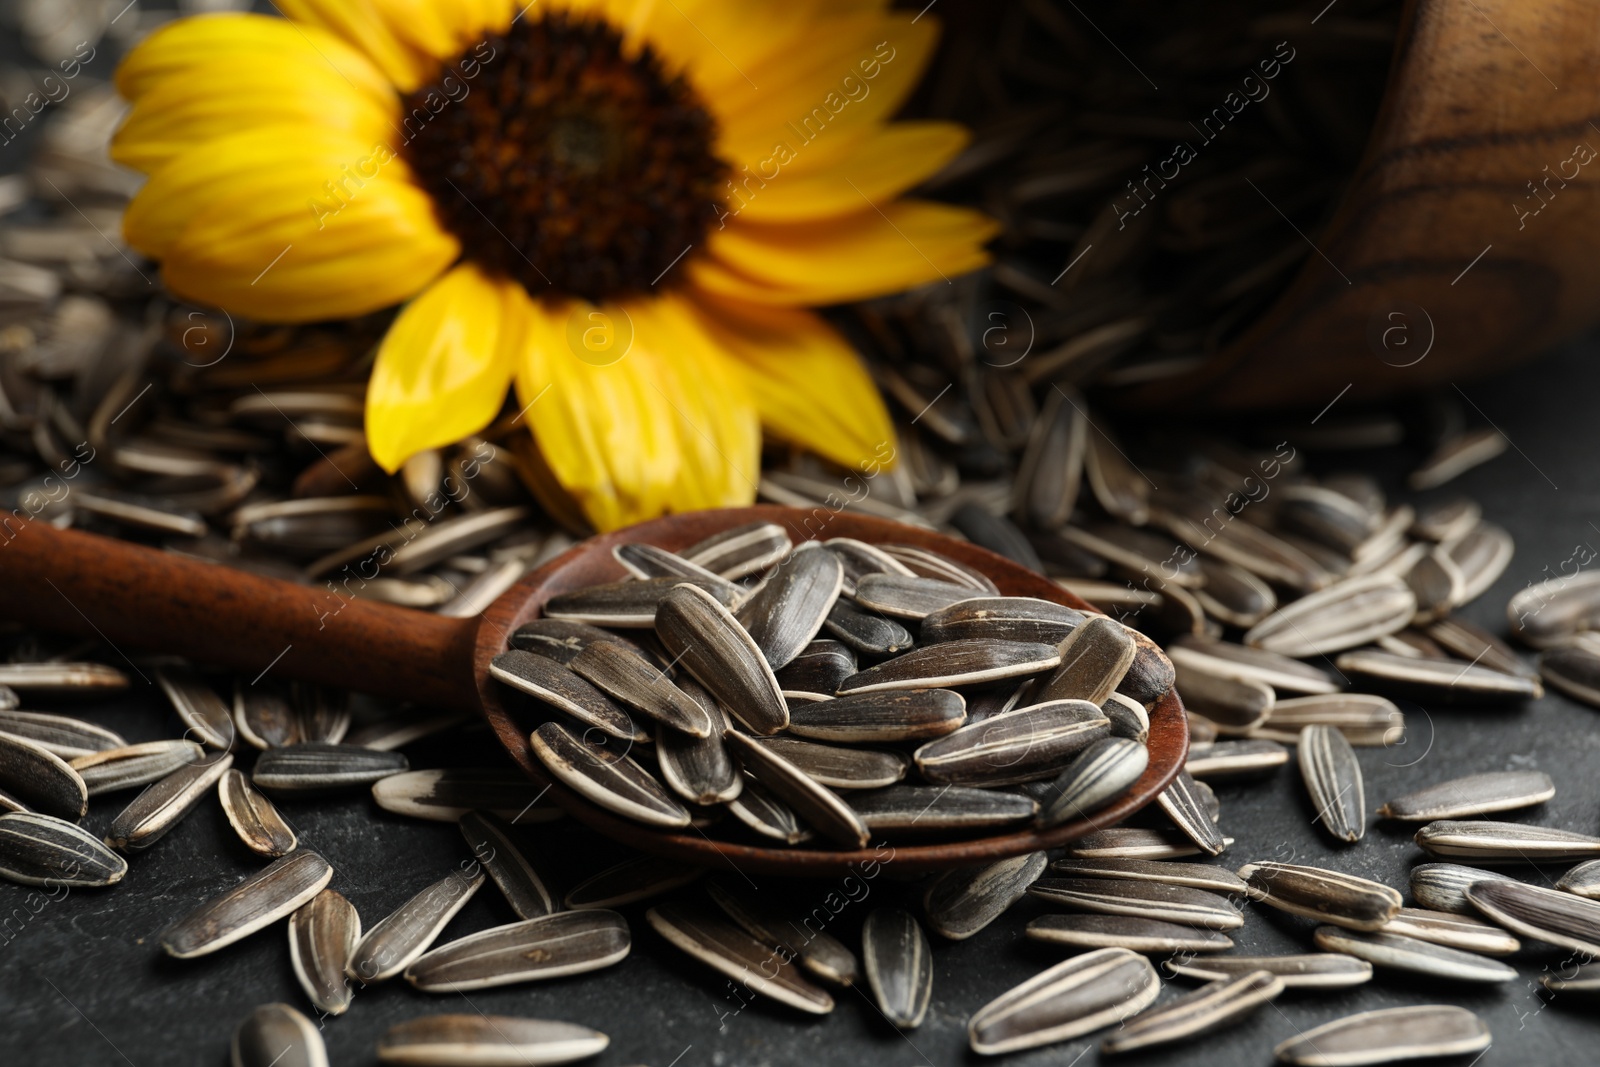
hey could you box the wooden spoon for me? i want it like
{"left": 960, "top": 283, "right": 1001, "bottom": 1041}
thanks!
{"left": 0, "top": 505, "right": 1186, "bottom": 874}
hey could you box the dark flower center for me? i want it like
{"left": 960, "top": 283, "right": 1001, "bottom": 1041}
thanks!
{"left": 401, "top": 13, "right": 727, "bottom": 303}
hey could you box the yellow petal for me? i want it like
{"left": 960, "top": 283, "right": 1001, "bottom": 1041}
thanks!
{"left": 365, "top": 263, "right": 517, "bottom": 473}
{"left": 729, "top": 121, "right": 968, "bottom": 223}
{"left": 695, "top": 199, "right": 997, "bottom": 306}
{"left": 162, "top": 154, "right": 457, "bottom": 323}
{"left": 687, "top": 293, "right": 895, "bottom": 476}
{"left": 275, "top": 0, "right": 444, "bottom": 90}
{"left": 512, "top": 291, "right": 759, "bottom": 530}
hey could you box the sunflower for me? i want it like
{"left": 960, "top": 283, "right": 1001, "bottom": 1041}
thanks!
{"left": 111, "top": 0, "right": 996, "bottom": 530}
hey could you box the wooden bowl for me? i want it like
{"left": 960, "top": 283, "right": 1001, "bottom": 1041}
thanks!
{"left": 1122, "top": 0, "right": 1600, "bottom": 411}
{"left": 476, "top": 506, "right": 1187, "bottom": 876}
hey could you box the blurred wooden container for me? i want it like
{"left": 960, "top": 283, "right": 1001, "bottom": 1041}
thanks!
{"left": 1124, "top": 0, "right": 1600, "bottom": 411}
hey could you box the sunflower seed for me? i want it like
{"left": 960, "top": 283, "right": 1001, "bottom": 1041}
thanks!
{"left": 681, "top": 521, "right": 791, "bottom": 580}
{"left": 231, "top": 1003, "right": 327, "bottom": 1067}
{"left": 1067, "top": 827, "right": 1231, "bottom": 860}
{"left": 1157, "top": 770, "right": 1229, "bottom": 854}
{"left": 0, "top": 709, "right": 123, "bottom": 760}
{"left": 291, "top": 686, "right": 350, "bottom": 745}
{"left": 233, "top": 686, "right": 298, "bottom": 749}
{"left": 346, "top": 711, "right": 472, "bottom": 752}
{"left": 653, "top": 682, "right": 740, "bottom": 806}
{"left": 774, "top": 640, "right": 857, "bottom": 697}
{"left": 1186, "top": 740, "right": 1290, "bottom": 781}
{"left": 1029, "top": 876, "right": 1243, "bottom": 930}
{"left": 108, "top": 751, "right": 233, "bottom": 852}
{"left": 1193, "top": 559, "right": 1278, "bottom": 628}
{"left": 723, "top": 732, "right": 868, "bottom": 847}
{"left": 1177, "top": 668, "right": 1274, "bottom": 734}
{"left": 968, "top": 947, "right": 1159, "bottom": 1055}
{"left": 1297, "top": 724, "right": 1365, "bottom": 843}
{"left": 1036, "top": 736, "right": 1149, "bottom": 826}
{"left": 1380, "top": 906, "right": 1519, "bottom": 955}
{"left": 288, "top": 889, "right": 360, "bottom": 1017}
{"left": 1102, "top": 969, "right": 1282, "bottom": 1055}
{"left": 1538, "top": 640, "right": 1600, "bottom": 707}
{"left": 567, "top": 641, "right": 712, "bottom": 738}
{"left": 821, "top": 599, "right": 915, "bottom": 656}
{"left": 1280, "top": 485, "right": 1378, "bottom": 554}
{"left": 1045, "top": 859, "right": 1246, "bottom": 896}
{"left": 735, "top": 544, "right": 844, "bottom": 671}
{"left": 749, "top": 737, "right": 907, "bottom": 790}
{"left": 1445, "top": 521, "right": 1514, "bottom": 603}
{"left": 1168, "top": 636, "right": 1338, "bottom": 694}
{"left": 1379, "top": 770, "right": 1554, "bottom": 823}
{"left": 1509, "top": 570, "right": 1600, "bottom": 648}
{"left": 405, "top": 910, "right": 630, "bottom": 992}
{"left": 509, "top": 619, "right": 636, "bottom": 664}
{"left": 1273, "top": 1005, "right": 1490, "bottom": 1066}
{"left": 1244, "top": 575, "right": 1416, "bottom": 657}
{"left": 613, "top": 542, "right": 741, "bottom": 599}
{"left": 1254, "top": 694, "right": 1404, "bottom": 747}
{"left": 1541, "top": 963, "right": 1600, "bottom": 994}
{"left": 155, "top": 667, "right": 235, "bottom": 750}
{"left": 1557, "top": 859, "right": 1600, "bottom": 898}
{"left": 370, "top": 769, "right": 560, "bottom": 824}
{"left": 1238, "top": 862, "right": 1401, "bottom": 931}
{"left": 1415, "top": 819, "right": 1600, "bottom": 861}
{"left": 1164, "top": 954, "right": 1373, "bottom": 989}
{"left": 949, "top": 503, "right": 1043, "bottom": 571}
{"left": 825, "top": 538, "right": 917, "bottom": 597}
{"left": 706, "top": 880, "right": 859, "bottom": 987}
{"left": 1032, "top": 616, "right": 1137, "bottom": 705}
{"left": 459, "top": 811, "right": 555, "bottom": 920}
{"left": 0, "top": 663, "right": 127, "bottom": 692}
{"left": 0, "top": 733, "right": 87, "bottom": 820}
{"left": 851, "top": 909, "right": 931, "bottom": 1029}
{"left": 1118, "top": 632, "right": 1179, "bottom": 707}
{"left": 916, "top": 699, "right": 1111, "bottom": 787}
{"left": 529, "top": 721, "right": 687, "bottom": 829}
{"left": 220, "top": 769, "right": 297, "bottom": 857}
{"left": 1056, "top": 579, "right": 1158, "bottom": 609}
{"left": 848, "top": 784, "right": 1037, "bottom": 833}
{"left": 920, "top": 596, "right": 1085, "bottom": 645}
{"left": 252, "top": 744, "right": 407, "bottom": 795}
{"left": 787, "top": 689, "right": 966, "bottom": 743}
{"left": 1311, "top": 925, "right": 1516, "bottom": 983}
{"left": 881, "top": 544, "right": 999, "bottom": 592}
{"left": 1101, "top": 693, "right": 1149, "bottom": 742}
{"left": 1012, "top": 387, "right": 1087, "bottom": 529}
{"left": 727, "top": 779, "right": 812, "bottom": 844}
{"left": 1334, "top": 649, "right": 1540, "bottom": 703}
{"left": 650, "top": 898, "right": 833, "bottom": 1012}
{"left": 488, "top": 651, "right": 645, "bottom": 742}
{"left": 840, "top": 639, "right": 1059, "bottom": 695}
{"left": 1465, "top": 879, "right": 1600, "bottom": 957}
{"left": 0, "top": 811, "right": 126, "bottom": 887}
{"left": 163, "top": 850, "right": 334, "bottom": 958}
{"left": 564, "top": 856, "right": 701, "bottom": 910}
{"left": 1059, "top": 523, "right": 1205, "bottom": 587}
{"left": 544, "top": 576, "right": 738, "bottom": 627}
{"left": 924, "top": 852, "right": 1047, "bottom": 940}
{"left": 656, "top": 583, "right": 789, "bottom": 735}
{"left": 376, "top": 1014, "right": 610, "bottom": 1066}
{"left": 349, "top": 869, "right": 485, "bottom": 982}
{"left": 1028, "top": 914, "right": 1232, "bottom": 954}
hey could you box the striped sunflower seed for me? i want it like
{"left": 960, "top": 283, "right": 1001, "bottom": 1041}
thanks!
{"left": 1415, "top": 819, "right": 1600, "bottom": 861}
{"left": 292, "top": 686, "right": 349, "bottom": 745}
{"left": 1273, "top": 1005, "right": 1489, "bottom": 1066}
{"left": 1033, "top": 616, "right": 1136, "bottom": 706}
{"left": 1409, "top": 863, "right": 1520, "bottom": 914}
{"left": 839, "top": 639, "right": 1059, "bottom": 695}
{"left": 487, "top": 651, "right": 644, "bottom": 743}
{"left": 371, "top": 769, "right": 561, "bottom": 824}
{"left": 862, "top": 908, "right": 932, "bottom": 1029}
{"left": 1067, "top": 827, "right": 1231, "bottom": 861}
{"left": 1253, "top": 694, "right": 1404, "bottom": 747}
{"left": 543, "top": 576, "right": 738, "bottom": 627}
{"left": 288, "top": 889, "right": 360, "bottom": 1017}
{"left": 1185, "top": 739, "right": 1289, "bottom": 780}
{"left": 1174, "top": 666, "right": 1273, "bottom": 732}
{"left": 163, "top": 850, "right": 334, "bottom": 958}
{"left": 232, "top": 1004, "right": 327, "bottom": 1067}
{"left": 821, "top": 599, "right": 915, "bottom": 656}
{"left": 655, "top": 583, "right": 788, "bottom": 735}
{"left": 529, "top": 721, "right": 688, "bottom": 829}
{"left": 923, "top": 852, "right": 1047, "bottom": 941}
{"left": 705, "top": 880, "right": 859, "bottom": 987}
{"left": 1156, "top": 771, "right": 1228, "bottom": 854}
{"left": 459, "top": 811, "right": 555, "bottom": 920}
{"left": 1115, "top": 631, "right": 1177, "bottom": 707}
{"left": 880, "top": 544, "right": 998, "bottom": 593}
{"left": 155, "top": 667, "right": 236, "bottom": 750}
{"left": 1243, "top": 575, "right": 1416, "bottom": 657}
{"left": 853, "top": 572, "right": 980, "bottom": 619}
{"left": 0, "top": 662, "right": 128, "bottom": 692}
{"left": 567, "top": 641, "right": 712, "bottom": 738}
{"left": 0, "top": 733, "right": 87, "bottom": 820}
{"left": 1465, "top": 880, "right": 1600, "bottom": 957}
{"left": 0, "top": 709, "right": 123, "bottom": 760}
{"left": 1238, "top": 862, "right": 1400, "bottom": 931}
{"left": 71, "top": 739, "right": 205, "bottom": 796}
{"left": 735, "top": 543, "right": 844, "bottom": 670}
{"left": 349, "top": 869, "right": 485, "bottom": 982}
{"left": 825, "top": 538, "right": 916, "bottom": 597}
{"left": 1028, "top": 914, "right": 1232, "bottom": 954}
{"left": 920, "top": 597, "right": 1084, "bottom": 646}
{"left": 233, "top": 686, "right": 298, "bottom": 749}
{"left": 1192, "top": 559, "right": 1278, "bottom": 629}
{"left": 1101, "top": 970, "right": 1283, "bottom": 1055}
{"left": 1169, "top": 635, "right": 1338, "bottom": 694}
{"left": 724, "top": 731, "right": 869, "bottom": 847}
{"left": 252, "top": 745, "right": 408, "bottom": 794}
{"left": 1334, "top": 649, "right": 1540, "bottom": 703}
{"left": 787, "top": 690, "right": 967, "bottom": 743}
{"left": 1011, "top": 386, "right": 1087, "bottom": 529}
{"left": 1058, "top": 523, "right": 1205, "bottom": 588}
{"left": 1100, "top": 693, "right": 1149, "bottom": 742}
{"left": 774, "top": 640, "right": 857, "bottom": 697}
{"left": 1298, "top": 724, "right": 1365, "bottom": 843}
{"left": 848, "top": 784, "right": 1037, "bottom": 833}
{"left": 1557, "top": 859, "right": 1600, "bottom": 899}
{"left": 1541, "top": 963, "right": 1600, "bottom": 994}
{"left": 647, "top": 899, "right": 832, "bottom": 1013}
{"left": 680, "top": 521, "right": 791, "bottom": 580}
{"left": 1311, "top": 925, "right": 1516, "bottom": 983}
{"left": 968, "top": 948, "right": 1159, "bottom": 1055}
{"left": 1509, "top": 571, "right": 1600, "bottom": 648}
{"left": 108, "top": 751, "right": 234, "bottom": 852}
{"left": 1164, "top": 954, "right": 1372, "bottom": 989}
{"left": 1029, "top": 877, "right": 1243, "bottom": 930}
{"left": 750, "top": 737, "right": 908, "bottom": 790}
{"left": 508, "top": 619, "right": 635, "bottom": 664}
{"left": 375, "top": 1015, "right": 609, "bottom": 1066}
{"left": 1047, "top": 858, "right": 1246, "bottom": 895}
{"left": 220, "top": 768, "right": 297, "bottom": 857}
{"left": 654, "top": 679, "right": 740, "bottom": 805}
{"left": 563, "top": 856, "right": 701, "bottom": 910}
{"left": 914, "top": 700, "right": 1110, "bottom": 786}
{"left": 0, "top": 811, "right": 126, "bottom": 887}
{"left": 1538, "top": 638, "right": 1600, "bottom": 707}
{"left": 1036, "top": 736, "right": 1148, "bottom": 826}
{"left": 727, "top": 779, "right": 812, "bottom": 844}
{"left": 1445, "top": 521, "right": 1513, "bottom": 604}
{"left": 1381, "top": 907, "right": 1519, "bottom": 955}
{"left": 1379, "top": 770, "right": 1554, "bottom": 821}
{"left": 612, "top": 542, "right": 741, "bottom": 600}
{"left": 1411, "top": 498, "right": 1482, "bottom": 543}
{"left": 405, "top": 910, "right": 630, "bottom": 992}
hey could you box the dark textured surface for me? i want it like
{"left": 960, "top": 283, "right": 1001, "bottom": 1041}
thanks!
{"left": 5, "top": 341, "right": 1600, "bottom": 1064}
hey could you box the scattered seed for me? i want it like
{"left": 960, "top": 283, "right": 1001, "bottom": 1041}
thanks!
{"left": 0, "top": 733, "right": 87, "bottom": 820}
{"left": 0, "top": 709, "right": 123, "bottom": 760}
{"left": 405, "top": 910, "right": 630, "bottom": 992}
{"left": 1102, "top": 969, "right": 1283, "bottom": 1055}
{"left": 155, "top": 667, "right": 235, "bottom": 750}
{"left": 1036, "top": 736, "right": 1149, "bottom": 826}
{"left": 219, "top": 768, "right": 297, "bottom": 857}
{"left": 1156, "top": 770, "right": 1228, "bottom": 855}
{"left": 1408, "top": 863, "right": 1520, "bottom": 914}
{"left": 231, "top": 1003, "right": 327, "bottom": 1067}
{"left": 1164, "top": 954, "right": 1373, "bottom": 989}
{"left": 1380, "top": 906, "right": 1519, "bottom": 955}
{"left": 163, "top": 851, "right": 334, "bottom": 958}
{"left": 1557, "top": 859, "right": 1600, "bottom": 899}
{"left": 1186, "top": 740, "right": 1290, "bottom": 780}
{"left": 924, "top": 852, "right": 1047, "bottom": 941}
{"left": 968, "top": 947, "right": 1158, "bottom": 1055}
{"left": 1311, "top": 925, "right": 1516, "bottom": 983}
{"left": 458, "top": 811, "right": 555, "bottom": 920}
{"left": 1298, "top": 724, "right": 1365, "bottom": 843}
{"left": 1029, "top": 877, "right": 1244, "bottom": 930}
{"left": 252, "top": 745, "right": 408, "bottom": 794}
{"left": 1379, "top": 770, "right": 1554, "bottom": 821}
{"left": 1238, "top": 862, "right": 1400, "bottom": 931}
{"left": 705, "top": 880, "right": 859, "bottom": 987}
{"left": 1243, "top": 575, "right": 1416, "bottom": 657}
{"left": 371, "top": 768, "right": 561, "bottom": 824}
{"left": 862, "top": 908, "right": 933, "bottom": 1028}
{"left": 375, "top": 1014, "right": 609, "bottom": 1066}
{"left": 0, "top": 811, "right": 126, "bottom": 887}
{"left": 1272, "top": 1005, "right": 1490, "bottom": 1066}
{"left": 1067, "top": 827, "right": 1231, "bottom": 861}
{"left": 647, "top": 899, "right": 832, "bottom": 1013}
{"left": 1028, "top": 914, "right": 1232, "bottom": 954}
{"left": 1414, "top": 819, "right": 1600, "bottom": 862}
{"left": 349, "top": 869, "right": 485, "bottom": 982}
{"left": 288, "top": 889, "right": 360, "bottom": 1017}
{"left": 1465, "top": 879, "right": 1600, "bottom": 958}
{"left": 563, "top": 856, "right": 701, "bottom": 910}
{"left": 107, "top": 751, "right": 234, "bottom": 852}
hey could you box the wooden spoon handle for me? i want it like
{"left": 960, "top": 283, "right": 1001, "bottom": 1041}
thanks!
{"left": 0, "top": 521, "right": 481, "bottom": 710}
